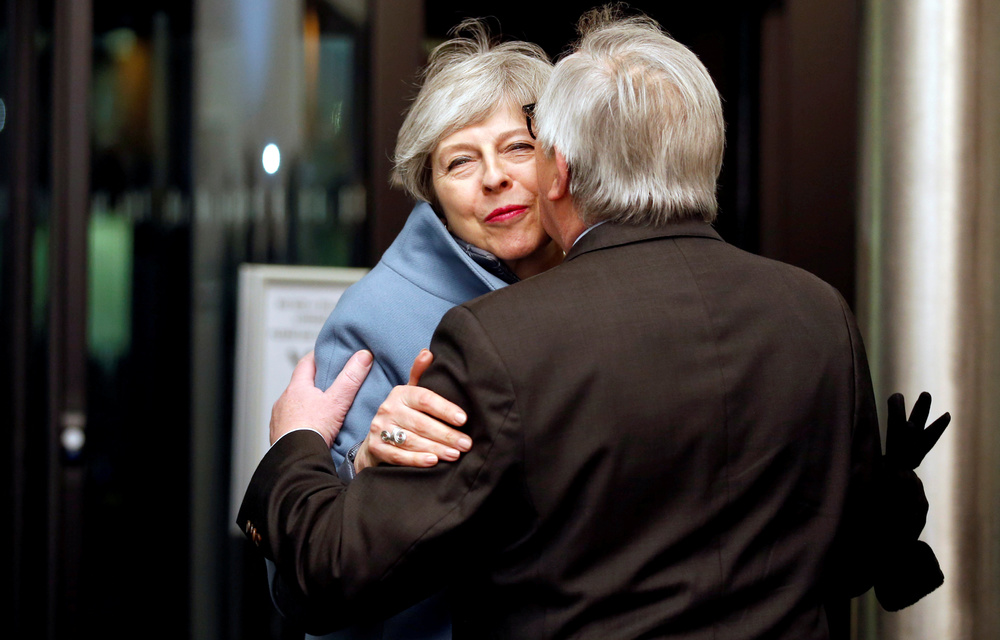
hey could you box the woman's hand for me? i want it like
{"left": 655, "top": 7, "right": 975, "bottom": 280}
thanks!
{"left": 353, "top": 349, "right": 471, "bottom": 472}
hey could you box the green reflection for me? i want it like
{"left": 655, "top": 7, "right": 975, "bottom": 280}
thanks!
{"left": 87, "top": 210, "right": 132, "bottom": 368}
{"left": 32, "top": 223, "right": 47, "bottom": 334}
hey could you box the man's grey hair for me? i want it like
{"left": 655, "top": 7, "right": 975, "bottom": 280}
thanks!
{"left": 535, "top": 9, "right": 725, "bottom": 225}
{"left": 392, "top": 20, "right": 552, "bottom": 205}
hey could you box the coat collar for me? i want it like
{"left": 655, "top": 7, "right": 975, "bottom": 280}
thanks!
{"left": 380, "top": 202, "right": 509, "bottom": 304}
{"left": 565, "top": 218, "right": 724, "bottom": 262}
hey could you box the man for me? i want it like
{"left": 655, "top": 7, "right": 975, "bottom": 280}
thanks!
{"left": 240, "top": 10, "right": 946, "bottom": 639}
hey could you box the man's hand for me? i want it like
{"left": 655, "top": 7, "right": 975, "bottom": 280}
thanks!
{"left": 354, "top": 349, "right": 471, "bottom": 472}
{"left": 269, "top": 350, "right": 373, "bottom": 447}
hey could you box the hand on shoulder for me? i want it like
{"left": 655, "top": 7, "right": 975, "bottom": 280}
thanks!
{"left": 269, "top": 350, "right": 374, "bottom": 447}
{"left": 354, "top": 349, "right": 472, "bottom": 471}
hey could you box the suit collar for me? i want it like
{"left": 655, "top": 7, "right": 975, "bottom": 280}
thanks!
{"left": 565, "top": 218, "right": 724, "bottom": 262}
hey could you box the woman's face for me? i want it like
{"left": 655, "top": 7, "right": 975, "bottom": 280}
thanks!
{"left": 430, "top": 106, "right": 554, "bottom": 272}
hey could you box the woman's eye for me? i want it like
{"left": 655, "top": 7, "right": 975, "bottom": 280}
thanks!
{"left": 507, "top": 142, "right": 534, "bottom": 153}
{"left": 447, "top": 157, "right": 471, "bottom": 171}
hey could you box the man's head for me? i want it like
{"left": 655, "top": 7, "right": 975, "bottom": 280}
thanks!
{"left": 532, "top": 8, "right": 725, "bottom": 241}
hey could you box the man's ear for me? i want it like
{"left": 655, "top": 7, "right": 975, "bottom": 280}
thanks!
{"left": 546, "top": 149, "right": 571, "bottom": 201}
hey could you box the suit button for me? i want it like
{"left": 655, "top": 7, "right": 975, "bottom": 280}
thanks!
{"left": 253, "top": 531, "right": 262, "bottom": 546}
{"left": 245, "top": 520, "right": 252, "bottom": 535}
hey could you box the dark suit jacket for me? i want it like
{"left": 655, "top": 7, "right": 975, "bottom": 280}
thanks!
{"left": 239, "top": 220, "right": 882, "bottom": 639}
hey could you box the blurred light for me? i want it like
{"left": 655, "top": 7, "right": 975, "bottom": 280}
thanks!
{"left": 60, "top": 411, "right": 87, "bottom": 459}
{"left": 104, "top": 28, "right": 138, "bottom": 61}
{"left": 331, "top": 102, "right": 343, "bottom": 134}
{"left": 61, "top": 425, "right": 86, "bottom": 457}
{"left": 0, "top": 98, "right": 6, "bottom": 133}
{"left": 262, "top": 143, "right": 280, "bottom": 175}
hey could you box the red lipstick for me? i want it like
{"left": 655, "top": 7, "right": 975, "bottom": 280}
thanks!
{"left": 485, "top": 204, "right": 528, "bottom": 223}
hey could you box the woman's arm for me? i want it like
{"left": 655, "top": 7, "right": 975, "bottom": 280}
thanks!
{"left": 353, "top": 349, "right": 472, "bottom": 471}
{"left": 319, "top": 338, "right": 472, "bottom": 476}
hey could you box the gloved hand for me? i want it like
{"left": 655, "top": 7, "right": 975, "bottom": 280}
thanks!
{"left": 885, "top": 391, "right": 951, "bottom": 471}
{"left": 873, "top": 392, "right": 951, "bottom": 611}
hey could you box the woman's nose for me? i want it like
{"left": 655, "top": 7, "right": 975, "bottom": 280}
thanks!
{"left": 482, "top": 159, "right": 511, "bottom": 192}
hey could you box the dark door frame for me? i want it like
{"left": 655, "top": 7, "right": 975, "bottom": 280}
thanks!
{"left": 5, "top": 0, "right": 39, "bottom": 632}
{"left": 46, "top": 0, "right": 91, "bottom": 636}
{"left": 3, "top": 0, "right": 91, "bottom": 636}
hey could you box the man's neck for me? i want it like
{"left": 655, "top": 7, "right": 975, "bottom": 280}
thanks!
{"left": 549, "top": 205, "right": 589, "bottom": 252}
{"left": 509, "top": 240, "right": 565, "bottom": 280}
{"left": 571, "top": 220, "right": 606, "bottom": 247}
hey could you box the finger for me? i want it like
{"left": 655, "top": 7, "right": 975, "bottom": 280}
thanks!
{"left": 918, "top": 412, "right": 951, "bottom": 463}
{"left": 395, "top": 385, "right": 467, "bottom": 428}
{"left": 887, "top": 393, "right": 906, "bottom": 431}
{"left": 329, "top": 350, "right": 374, "bottom": 392}
{"left": 408, "top": 349, "right": 434, "bottom": 386}
{"left": 395, "top": 410, "right": 471, "bottom": 453}
{"left": 392, "top": 428, "right": 462, "bottom": 462}
{"left": 908, "top": 391, "right": 932, "bottom": 429}
{"left": 886, "top": 393, "right": 906, "bottom": 458}
{"left": 325, "top": 350, "right": 374, "bottom": 419}
{"left": 288, "top": 351, "right": 318, "bottom": 387}
{"left": 368, "top": 436, "right": 441, "bottom": 468}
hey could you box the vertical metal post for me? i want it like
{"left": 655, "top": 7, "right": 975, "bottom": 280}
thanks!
{"left": 8, "top": 0, "right": 37, "bottom": 633}
{"left": 191, "top": 1, "right": 313, "bottom": 636}
{"left": 49, "top": 0, "right": 91, "bottom": 636}
{"left": 857, "top": 0, "right": 1000, "bottom": 638}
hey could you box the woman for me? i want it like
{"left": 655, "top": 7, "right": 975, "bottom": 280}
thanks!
{"left": 304, "top": 20, "right": 560, "bottom": 640}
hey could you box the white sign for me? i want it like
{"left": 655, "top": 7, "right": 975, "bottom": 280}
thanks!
{"left": 230, "top": 264, "right": 367, "bottom": 532}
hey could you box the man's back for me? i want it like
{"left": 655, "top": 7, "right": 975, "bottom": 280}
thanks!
{"left": 427, "top": 221, "right": 880, "bottom": 639}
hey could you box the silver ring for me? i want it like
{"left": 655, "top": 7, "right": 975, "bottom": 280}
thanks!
{"left": 380, "top": 428, "right": 407, "bottom": 446}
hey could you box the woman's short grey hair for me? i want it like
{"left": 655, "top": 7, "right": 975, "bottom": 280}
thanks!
{"left": 535, "top": 9, "right": 725, "bottom": 225}
{"left": 392, "top": 20, "right": 552, "bottom": 205}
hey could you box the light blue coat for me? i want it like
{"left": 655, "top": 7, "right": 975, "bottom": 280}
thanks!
{"left": 305, "top": 201, "right": 509, "bottom": 640}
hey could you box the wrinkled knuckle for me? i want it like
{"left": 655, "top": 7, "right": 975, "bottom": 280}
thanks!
{"left": 385, "top": 386, "right": 404, "bottom": 401}
{"left": 414, "top": 390, "right": 434, "bottom": 412}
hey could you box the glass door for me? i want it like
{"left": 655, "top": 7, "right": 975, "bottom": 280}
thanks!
{"left": 5, "top": 1, "right": 407, "bottom": 636}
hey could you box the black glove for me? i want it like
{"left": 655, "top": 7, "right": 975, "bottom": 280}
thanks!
{"left": 885, "top": 391, "right": 951, "bottom": 472}
{"left": 874, "top": 539, "right": 942, "bottom": 612}
{"left": 873, "top": 392, "right": 951, "bottom": 611}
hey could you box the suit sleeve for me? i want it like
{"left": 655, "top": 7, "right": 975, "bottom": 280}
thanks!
{"left": 825, "top": 298, "right": 883, "bottom": 599}
{"left": 238, "top": 304, "right": 525, "bottom": 635}
{"left": 264, "top": 304, "right": 397, "bottom": 620}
